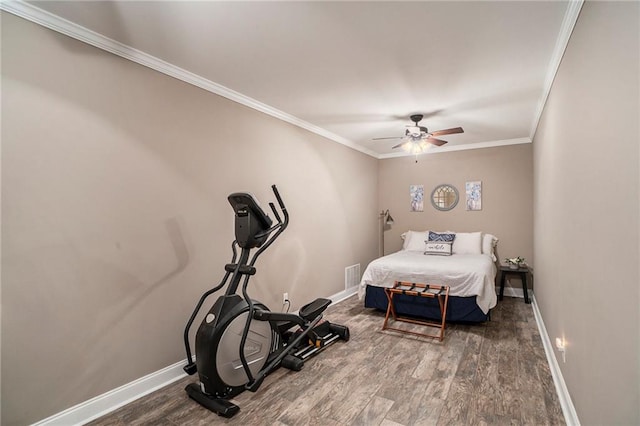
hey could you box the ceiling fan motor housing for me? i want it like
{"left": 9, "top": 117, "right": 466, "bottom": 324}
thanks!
{"left": 409, "top": 114, "right": 424, "bottom": 124}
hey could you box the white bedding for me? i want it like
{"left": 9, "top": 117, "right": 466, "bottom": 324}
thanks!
{"left": 358, "top": 251, "right": 497, "bottom": 314}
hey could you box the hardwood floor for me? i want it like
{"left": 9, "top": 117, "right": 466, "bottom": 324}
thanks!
{"left": 88, "top": 295, "right": 564, "bottom": 425}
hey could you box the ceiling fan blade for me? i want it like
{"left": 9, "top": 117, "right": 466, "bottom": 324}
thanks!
{"left": 392, "top": 141, "right": 408, "bottom": 149}
{"left": 430, "top": 127, "right": 464, "bottom": 137}
{"left": 373, "top": 136, "right": 403, "bottom": 140}
{"left": 427, "top": 138, "right": 448, "bottom": 146}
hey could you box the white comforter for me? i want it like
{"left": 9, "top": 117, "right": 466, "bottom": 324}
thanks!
{"left": 358, "top": 251, "right": 497, "bottom": 314}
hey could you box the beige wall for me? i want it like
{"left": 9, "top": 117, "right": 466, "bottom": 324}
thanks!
{"left": 379, "top": 144, "right": 533, "bottom": 288}
{"left": 533, "top": 2, "right": 639, "bottom": 424}
{"left": 5, "top": 3, "right": 638, "bottom": 425}
{"left": 0, "top": 13, "right": 378, "bottom": 425}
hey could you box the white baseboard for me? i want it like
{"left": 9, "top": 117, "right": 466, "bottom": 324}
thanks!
{"left": 32, "top": 286, "right": 357, "bottom": 425}
{"left": 329, "top": 286, "right": 358, "bottom": 304}
{"left": 531, "top": 295, "right": 581, "bottom": 426}
{"left": 33, "top": 360, "right": 187, "bottom": 426}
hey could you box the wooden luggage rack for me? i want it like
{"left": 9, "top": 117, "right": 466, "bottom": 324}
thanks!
{"left": 382, "top": 281, "right": 450, "bottom": 341}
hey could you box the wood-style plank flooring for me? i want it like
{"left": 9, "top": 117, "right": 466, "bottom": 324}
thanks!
{"left": 89, "top": 295, "right": 564, "bottom": 425}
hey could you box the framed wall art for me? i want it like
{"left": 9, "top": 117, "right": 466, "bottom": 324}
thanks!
{"left": 410, "top": 184, "right": 424, "bottom": 212}
{"left": 465, "top": 181, "right": 482, "bottom": 211}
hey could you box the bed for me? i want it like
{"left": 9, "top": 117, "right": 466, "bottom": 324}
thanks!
{"left": 358, "top": 231, "right": 498, "bottom": 323}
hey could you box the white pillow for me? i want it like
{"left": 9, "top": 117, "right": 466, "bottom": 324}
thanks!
{"left": 402, "top": 230, "right": 429, "bottom": 251}
{"left": 452, "top": 232, "right": 482, "bottom": 254}
{"left": 482, "top": 233, "right": 498, "bottom": 260}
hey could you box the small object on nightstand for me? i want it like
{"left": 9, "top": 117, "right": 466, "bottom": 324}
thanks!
{"left": 505, "top": 256, "right": 526, "bottom": 270}
{"left": 499, "top": 264, "right": 532, "bottom": 304}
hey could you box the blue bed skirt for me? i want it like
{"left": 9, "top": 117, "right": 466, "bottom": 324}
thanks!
{"left": 364, "top": 285, "right": 490, "bottom": 323}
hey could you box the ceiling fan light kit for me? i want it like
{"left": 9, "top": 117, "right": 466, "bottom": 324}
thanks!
{"left": 401, "top": 140, "right": 431, "bottom": 155}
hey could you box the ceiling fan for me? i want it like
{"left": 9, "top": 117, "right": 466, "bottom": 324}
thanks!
{"left": 373, "top": 114, "right": 464, "bottom": 152}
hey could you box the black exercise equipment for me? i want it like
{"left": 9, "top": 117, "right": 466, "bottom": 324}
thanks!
{"left": 182, "top": 185, "right": 349, "bottom": 417}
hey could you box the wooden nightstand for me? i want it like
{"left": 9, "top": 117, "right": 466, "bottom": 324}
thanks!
{"left": 499, "top": 265, "right": 532, "bottom": 304}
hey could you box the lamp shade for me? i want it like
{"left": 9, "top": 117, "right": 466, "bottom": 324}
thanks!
{"left": 385, "top": 212, "right": 394, "bottom": 225}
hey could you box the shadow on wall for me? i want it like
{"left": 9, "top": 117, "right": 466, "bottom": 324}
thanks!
{"left": 4, "top": 215, "right": 190, "bottom": 392}
{"left": 100, "top": 216, "right": 191, "bottom": 333}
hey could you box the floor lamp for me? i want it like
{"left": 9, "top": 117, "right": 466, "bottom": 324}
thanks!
{"left": 379, "top": 209, "right": 394, "bottom": 257}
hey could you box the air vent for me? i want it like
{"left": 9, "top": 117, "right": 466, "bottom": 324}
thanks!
{"left": 345, "top": 264, "right": 361, "bottom": 290}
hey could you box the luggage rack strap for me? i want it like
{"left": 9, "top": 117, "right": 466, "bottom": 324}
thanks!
{"left": 388, "top": 281, "right": 448, "bottom": 299}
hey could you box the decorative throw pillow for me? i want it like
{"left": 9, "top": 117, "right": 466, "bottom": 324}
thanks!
{"left": 424, "top": 241, "right": 453, "bottom": 256}
{"left": 428, "top": 231, "right": 456, "bottom": 242}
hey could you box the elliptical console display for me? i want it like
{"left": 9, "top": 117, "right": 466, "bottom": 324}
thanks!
{"left": 182, "top": 185, "right": 349, "bottom": 417}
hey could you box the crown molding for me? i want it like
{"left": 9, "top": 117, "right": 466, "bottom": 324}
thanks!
{"left": 378, "top": 137, "right": 531, "bottom": 159}
{"left": 1, "top": 0, "right": 578, "bottom": 160}
{"left": 0, "top": 0, "right": 379, "bottom": 158}
{"left": 529, "top": 0, "right": 584, "bottom": 140}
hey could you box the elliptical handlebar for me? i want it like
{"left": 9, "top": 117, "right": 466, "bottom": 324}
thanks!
{"left": 248, "top": 186, "right": 288, "bottom": 267}
{"left": 270, "top": 186, "right": 286, "bottom": 226}
{"left": 268, "top": 203, "right": 281, "bottom": 224}
{"left": 271, "top": 184, "right": 286, "bottom": 213}
{"left": 271, "top": 185, "right": 288, "bottom": 229}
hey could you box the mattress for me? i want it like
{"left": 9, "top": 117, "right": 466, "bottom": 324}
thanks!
{"left": 358, "top": 250, "right": 497, "bottom": 314}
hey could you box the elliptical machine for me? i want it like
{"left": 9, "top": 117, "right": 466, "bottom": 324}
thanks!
{"left": 183, "top": 185, "right": 349, "bottom": 417}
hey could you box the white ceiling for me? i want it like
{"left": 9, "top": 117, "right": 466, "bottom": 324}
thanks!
{"left": 18, "top": 1, "right": 577, "bottom": 158}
